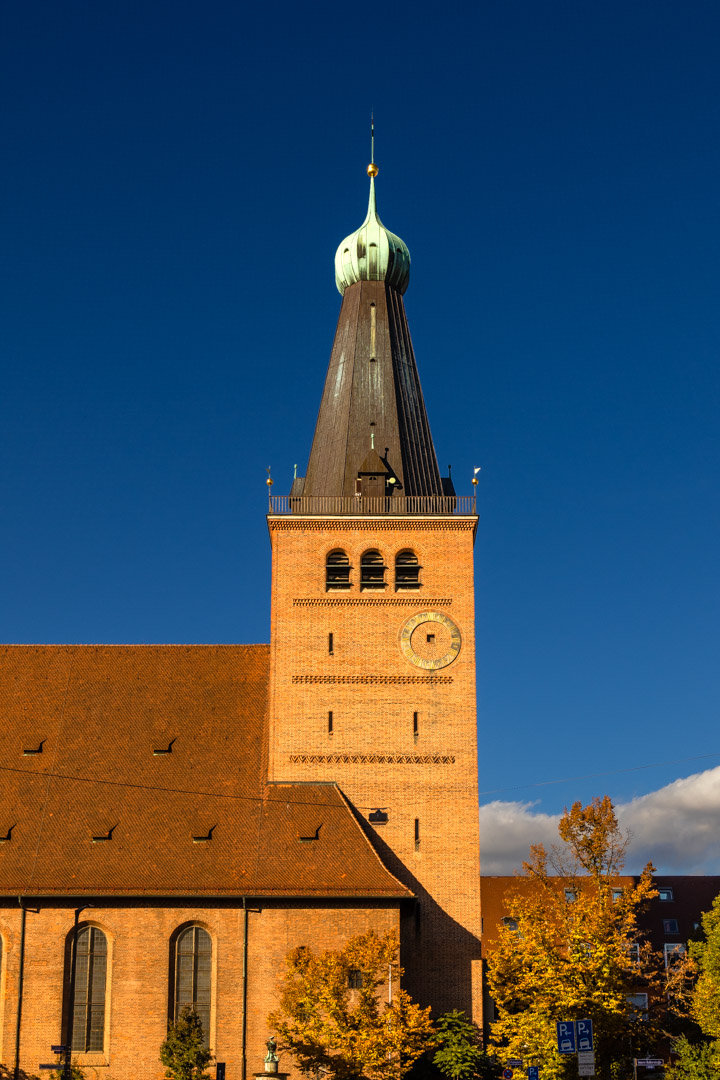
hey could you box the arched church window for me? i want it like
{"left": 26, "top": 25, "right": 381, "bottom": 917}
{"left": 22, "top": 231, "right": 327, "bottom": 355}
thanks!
{"left": 172, "top": 926, "right": 212, "bottom": 1046}
{"left": 395, "top": 550, "right": 421, "bottom": 590}
{"left": 69, "top": 925, "right": 108, "bottom": 1052}
{"left": 360, "top": 550, "right": 385, "bottom": 590}
{"left": 326, "top": 550, "right": 351, "bottom": 590}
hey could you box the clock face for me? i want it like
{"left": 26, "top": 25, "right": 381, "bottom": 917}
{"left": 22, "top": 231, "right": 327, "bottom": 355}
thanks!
{"left": 399, "top": 611, "right": 462, "bottom": 670}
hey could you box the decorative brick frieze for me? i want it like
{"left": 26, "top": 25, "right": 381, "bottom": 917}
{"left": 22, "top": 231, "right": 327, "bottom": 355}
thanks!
{"left": 289, "top": 753, "right": 456, "bottom": 765}
{"left": 291, "top": 674, "right": 454, "bottom": 685}
{"left": 268, "top": 518, "right": 476, "bottom": 532}
{"left": 293, "top": 597, "right": 452, "bottom": 607}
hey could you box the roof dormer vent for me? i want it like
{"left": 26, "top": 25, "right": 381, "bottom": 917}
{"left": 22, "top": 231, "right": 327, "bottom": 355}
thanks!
{"left": 153, "top": 738, "right": 176, "bottom": 756}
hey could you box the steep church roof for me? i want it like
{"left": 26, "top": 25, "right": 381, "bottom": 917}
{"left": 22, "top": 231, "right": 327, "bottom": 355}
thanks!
{"left": 299, "top": 157, "right": 449, "bottom": 501}
{"left": 0, "top": 645, "right": 411, "bottom": 899}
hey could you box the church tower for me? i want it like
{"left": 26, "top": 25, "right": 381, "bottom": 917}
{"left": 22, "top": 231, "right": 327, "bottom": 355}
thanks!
{"left": 267, "top": 147, "right": 482, "bottom": 1019}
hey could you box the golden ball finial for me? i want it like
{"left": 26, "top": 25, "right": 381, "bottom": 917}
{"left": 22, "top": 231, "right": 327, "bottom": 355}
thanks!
{"left": 367, "top": 163, "right": 379, "bottom": 178}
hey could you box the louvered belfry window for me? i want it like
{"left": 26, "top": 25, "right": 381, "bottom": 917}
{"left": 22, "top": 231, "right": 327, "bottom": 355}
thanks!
{"left": 395, "top": 550, "right": 421, "bottom": 589}
{"left": 175, "top": 926, "right": 212, "bottom": 1046}
{"left": 360, "top": 550, "right": 385, "bottom": 589}
{"left": 326, "top": 550, "right": 351, "bottom": 590}
{"left": 71, "top": 926, "right": 108, "bottom": 1052}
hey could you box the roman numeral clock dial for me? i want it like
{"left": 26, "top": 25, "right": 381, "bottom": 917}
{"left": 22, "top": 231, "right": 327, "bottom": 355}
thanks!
{"left": 399, "top": 611, "right": 462, "bottom": 671}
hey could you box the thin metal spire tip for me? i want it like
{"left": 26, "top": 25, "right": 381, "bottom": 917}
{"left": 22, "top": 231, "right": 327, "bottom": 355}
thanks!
{"left": 367, "top": 114, "right": 378, "bottom": 179}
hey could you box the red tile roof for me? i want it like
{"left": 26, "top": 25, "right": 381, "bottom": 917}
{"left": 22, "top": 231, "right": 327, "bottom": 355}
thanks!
{"left": 0, "top": 645, "right": 410, "bottom": 899}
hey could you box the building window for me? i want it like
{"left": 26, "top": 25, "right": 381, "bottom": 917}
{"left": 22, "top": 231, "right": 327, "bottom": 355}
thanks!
{"left": 628, "top": 943, "right": 640, "bottom": 963}
{"left": 627, "top": 993, "right": 648, "bottom": 1020}
{"left": 501, "top": 917, "right": 519, "bottom": 932}
{"left": 348, "top": 968, "right": 363, "bottom": 989}
{"left": 173, "top": 926, "right": 212, "bottom": 1046}
{"left": 611, "top": 888, "right": 623, "bottom": 903}
{"left": 360, "top": 550, "right": 386, "bottom": 590}
{"left": 658, "top": 886, "right": 675, "bottom": 902}
{"left": 326, "top": 550, "right": 351, "bottom": 590}
{"left": 395, "top": 550, "right": 421, "bottom": 590}
{"left": 70, "top": 926, "right": 108, "bottom": 1052}
{"left": 663, "top": 919, "right": 679, "bottom": 934}
{"left": 564, "top": 889, "right": 577, "bottom": 903}
{"left": 664, "top": 943, "right": 686, "bottom": 968}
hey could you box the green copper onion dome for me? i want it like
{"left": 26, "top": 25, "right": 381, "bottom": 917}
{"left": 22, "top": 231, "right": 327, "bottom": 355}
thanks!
{"left": 334, "top": 167, "right": 411, "bottom": 296}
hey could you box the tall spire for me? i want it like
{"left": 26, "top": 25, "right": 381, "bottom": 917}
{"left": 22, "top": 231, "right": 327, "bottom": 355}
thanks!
{"left": 298, "top": 148, "right": 447, "bottom": 501}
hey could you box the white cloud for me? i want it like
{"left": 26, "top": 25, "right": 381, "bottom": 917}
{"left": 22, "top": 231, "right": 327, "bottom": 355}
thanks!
{"left": 479, "top": 765, "right": 720, "bottom": 875}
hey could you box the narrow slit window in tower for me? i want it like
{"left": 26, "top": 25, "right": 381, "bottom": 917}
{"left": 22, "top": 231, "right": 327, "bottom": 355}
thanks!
{"left": 370, "top": 302, "right": 376, "bottom": 359}
{"left": 413, "top": 711, "right": 419, "bottom": 737}
{"left": 328, "top": 632, "right": 334, "bottom": 655}
{"left": 414, "top": 818, "right": 420, "bottom": 850}
{"left": 328, "top": 711, "right": 333, "bottom": 735}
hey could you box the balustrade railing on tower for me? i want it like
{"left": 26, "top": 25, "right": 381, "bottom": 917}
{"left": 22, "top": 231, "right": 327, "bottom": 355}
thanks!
{"left": 268, "top": 494, "right": 477, "bottom": 516}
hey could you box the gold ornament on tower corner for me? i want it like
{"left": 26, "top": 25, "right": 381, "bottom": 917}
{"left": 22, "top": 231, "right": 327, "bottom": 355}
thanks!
{"left": 367, "top": 163, "right": 379, "bottom": 178}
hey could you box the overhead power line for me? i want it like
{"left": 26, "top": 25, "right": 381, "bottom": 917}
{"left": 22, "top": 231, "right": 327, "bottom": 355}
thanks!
{"left": 0, "top": 751, "right": 718, "bottom": 810}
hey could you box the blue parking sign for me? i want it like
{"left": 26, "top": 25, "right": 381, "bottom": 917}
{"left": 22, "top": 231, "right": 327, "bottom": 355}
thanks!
{"left": 528, "top": 1068, "right": 540, "bottom": 1080}
{"left": 556, "top": 1021, "right": 576, "bottom": 1053}
{"left": 576, "top": 1020, "right": 593, "bottom": 1052}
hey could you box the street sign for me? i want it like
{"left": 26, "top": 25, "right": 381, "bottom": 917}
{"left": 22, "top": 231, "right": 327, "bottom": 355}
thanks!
{"left": 576, "top": 1019, "right": 594, "bottom": 1052}
{"left": 508, "top": 1060, "right": 523, "bottom": 1068}
{"left": 556, "top": 1021, "right": 576, "bottom": 1053}
{"left": 216, "top": 1065, "right": 226, "bottom": 1080}
{"left": 503, "top": 1069, "right": 514, "bottom": 1079}
{"left": 578, "top": 1052, "right": 595, "bottom": 1066}
{"left": 51, "top": 1045, "right": 66, "bottom": 1053}
{"left": 636, "top": 1060, "right": 664, "bottom": 1068}
{"left": 528, "top": 1067, "right": 540, "bottom": 1080}
{"left": 578, "top": 1065, "right": 595, "bottom": 1077}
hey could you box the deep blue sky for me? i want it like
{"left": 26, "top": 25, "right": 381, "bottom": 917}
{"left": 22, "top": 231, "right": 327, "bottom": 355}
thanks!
{"left": 2, "top": 0, "right": 719, "bottom": 834}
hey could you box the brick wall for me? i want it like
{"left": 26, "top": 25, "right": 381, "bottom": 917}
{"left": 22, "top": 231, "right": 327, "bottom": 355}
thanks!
{"left": 0, "top": 898, "right": 399, "bottom": 1080}
{"left": 267, "top": 517, "right": 483, "bottom": 1020}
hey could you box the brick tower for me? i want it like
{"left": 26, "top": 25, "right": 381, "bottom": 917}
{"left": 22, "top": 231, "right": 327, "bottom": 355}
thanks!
{"left": 267, "top": 146, "right": 482, "bottom": 1020}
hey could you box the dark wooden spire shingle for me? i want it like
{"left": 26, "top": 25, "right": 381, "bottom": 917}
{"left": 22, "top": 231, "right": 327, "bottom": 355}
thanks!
{"left": 303, "top": 280, "right": 444, "bottom": 498}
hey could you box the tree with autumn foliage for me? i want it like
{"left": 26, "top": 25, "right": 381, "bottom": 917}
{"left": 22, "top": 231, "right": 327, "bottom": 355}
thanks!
{"left": 486, "top": 796, "right": 692, "bottom": 1080}
{"left": 667, "top": 891, "right": 720, "bottom": 1080}
{"left": 269, "top": 930, "right": 435, "bottom": 1080}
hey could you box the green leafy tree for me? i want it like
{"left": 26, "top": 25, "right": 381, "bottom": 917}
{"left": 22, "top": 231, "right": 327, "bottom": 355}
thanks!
{"left": 667, "top": 892, "right": 720, "bottom": 1080}
{"left": 689, "top": 892, "right": 720, "bottom": 1039}
{"left": 160, "top": 1006, "right": 213, "bottom": 1080}
{"left": 486, "top": 797, "right": 692, "bottom": 1080}
{"left": 666, "top": 1035, "right": 718, "bottom": 1080}
{"left": 432, "top": 1010, "right": 502, "bottom": 1080}
{"left": 49, "top": 1064, "right": 86, "bottom": 1080}
{"left": 269, "top": 930, "right": 435, "bottom": 1080}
